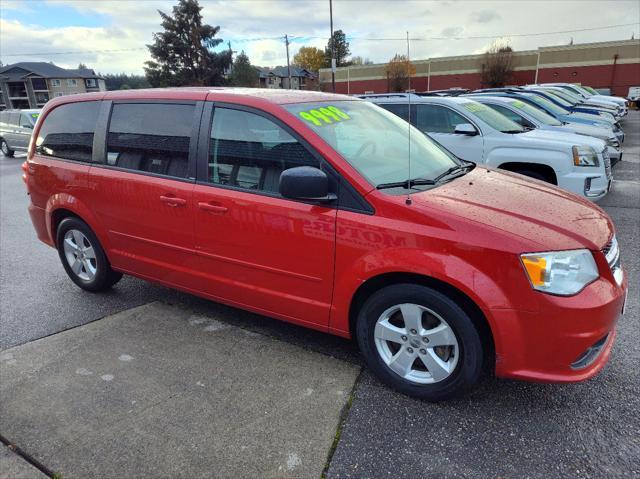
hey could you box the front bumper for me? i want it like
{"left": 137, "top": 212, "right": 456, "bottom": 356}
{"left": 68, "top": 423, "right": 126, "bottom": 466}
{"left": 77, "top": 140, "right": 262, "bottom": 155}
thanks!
{"left": 492, "top": 272, "right": 627, "bottom": 383}
{"left": 558, "top": 168, "right": 611, "bottom": 201}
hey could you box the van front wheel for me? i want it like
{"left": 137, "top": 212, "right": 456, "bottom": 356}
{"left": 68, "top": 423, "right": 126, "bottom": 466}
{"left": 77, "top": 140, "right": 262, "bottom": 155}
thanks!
{"left": 56, "top": 217, "right": 122, "bottom": 292}
{"left": 356, "top": 284, "right": 484, "bottom": 401}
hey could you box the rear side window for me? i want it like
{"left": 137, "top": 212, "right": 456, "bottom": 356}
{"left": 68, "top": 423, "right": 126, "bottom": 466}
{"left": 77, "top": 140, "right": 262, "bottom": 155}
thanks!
{"left": 107, "top": 103, "right": 195, "bottom": 179}
{"left": 36, "top": 101, "right": 100, "bottom": 162}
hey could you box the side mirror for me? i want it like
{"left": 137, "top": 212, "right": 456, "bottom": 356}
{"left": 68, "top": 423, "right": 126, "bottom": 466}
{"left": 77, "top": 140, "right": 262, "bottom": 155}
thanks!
{"left": 279, "top": 166, "right": 336, "bottom": 202}
{"left": 454, "top": 123, "right": 478, "bottom": 136}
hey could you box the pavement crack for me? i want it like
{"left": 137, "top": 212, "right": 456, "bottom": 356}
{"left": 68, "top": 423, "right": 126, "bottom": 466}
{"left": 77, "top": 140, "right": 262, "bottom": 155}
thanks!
{"left": 0, "top": 433, "right": 58, "bottom": 478}
{"left": 320, "top": 367, "right": 364, "bottom": 479}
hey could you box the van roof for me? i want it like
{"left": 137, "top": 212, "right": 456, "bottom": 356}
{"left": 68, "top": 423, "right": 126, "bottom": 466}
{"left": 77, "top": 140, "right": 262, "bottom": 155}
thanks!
{"left": 52, "top": 87, "right": 352, "bottom": 106}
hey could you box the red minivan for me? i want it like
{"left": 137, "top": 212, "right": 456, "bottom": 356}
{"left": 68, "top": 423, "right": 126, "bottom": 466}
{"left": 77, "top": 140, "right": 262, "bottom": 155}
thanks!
{"left": 24, "top": 88, "right": 627, "bottom": 400}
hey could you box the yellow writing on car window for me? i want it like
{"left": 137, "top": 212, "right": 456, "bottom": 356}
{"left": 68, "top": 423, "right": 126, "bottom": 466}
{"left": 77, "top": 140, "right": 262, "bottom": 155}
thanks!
{"left": 299, "top": 106, "right": 351, "bottom": 126}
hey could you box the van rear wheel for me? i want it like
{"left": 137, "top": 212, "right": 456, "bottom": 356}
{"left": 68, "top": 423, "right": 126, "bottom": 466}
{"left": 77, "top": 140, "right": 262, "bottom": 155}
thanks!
{"left": 0, "top": 139, "right": 14, "bottom": 157}
{"left": 356, "top": 284, "right": 484, "bottom": 401}
{"left": 56, "top": 217, "right": 122, "bottom": 292}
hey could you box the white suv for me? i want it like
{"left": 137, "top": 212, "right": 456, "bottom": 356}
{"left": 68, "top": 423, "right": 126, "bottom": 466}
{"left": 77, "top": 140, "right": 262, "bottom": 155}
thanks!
{"left": 359, "top": 94, "right": 612, "bottom": 201}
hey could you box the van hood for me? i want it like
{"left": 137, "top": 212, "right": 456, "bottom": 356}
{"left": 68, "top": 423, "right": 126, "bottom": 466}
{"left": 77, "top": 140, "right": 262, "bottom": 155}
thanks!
{"left": 517, "top": 128, "right": 606, "bottom": 151}
{"left": 411, "top": 166, "right": 613, "bottom": 251}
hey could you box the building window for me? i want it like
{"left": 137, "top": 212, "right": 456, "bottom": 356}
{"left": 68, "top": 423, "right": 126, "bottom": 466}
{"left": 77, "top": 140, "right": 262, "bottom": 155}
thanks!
{"left": 31, "top": 78, "right": 48, "bottom": 91}
{"left": 55, "top": 92, "right": 65, "bottom": 97}
{"left": 67, "top": 79, "right": 78, "bottom": 87}
{"left": 85, "top": 79, "right": 97, "bottom": 88}
{"left": 35, "top": 92, "right": 50, "bottom": 104}
{"left": 51, "top": 79, "right": 61, "bottom": 87}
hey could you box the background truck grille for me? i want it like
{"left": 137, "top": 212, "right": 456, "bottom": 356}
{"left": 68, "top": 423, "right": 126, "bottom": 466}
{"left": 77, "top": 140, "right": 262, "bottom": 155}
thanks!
{"left": 603, "top": 150, "right": 612, "bottom": 179}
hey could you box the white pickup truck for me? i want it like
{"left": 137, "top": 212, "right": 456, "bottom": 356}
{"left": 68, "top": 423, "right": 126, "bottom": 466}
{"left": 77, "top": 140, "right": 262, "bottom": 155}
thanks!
{"left": 360, "top": 94, "right": 612, "bottom": 201}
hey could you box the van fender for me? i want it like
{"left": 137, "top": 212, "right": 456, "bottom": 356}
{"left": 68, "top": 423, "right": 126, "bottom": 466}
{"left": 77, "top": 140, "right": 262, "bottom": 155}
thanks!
{"left": 45, "top": 193, "right": 112, "bottom": 252}
{"left": 330, "top": 247, "right": 515, "bottom": 337}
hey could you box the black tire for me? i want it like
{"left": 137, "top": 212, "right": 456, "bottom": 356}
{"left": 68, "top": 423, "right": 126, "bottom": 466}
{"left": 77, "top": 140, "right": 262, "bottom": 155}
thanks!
{"left": 356, "top": 284, "right": 484, "bottom": 401}
{"left": 56, "top": 217, "right": 122, "bottom": 292}
{"left": 0, "top": 139, "right": 15, "bottom": 157}
{"left": 515, "top": 170, "right": 549, "bottom": 183}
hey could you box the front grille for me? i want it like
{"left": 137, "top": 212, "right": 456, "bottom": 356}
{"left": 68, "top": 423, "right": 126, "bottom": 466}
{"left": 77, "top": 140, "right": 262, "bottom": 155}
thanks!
{"left": 603, "top": 149, "right": 612, "bottom": 179}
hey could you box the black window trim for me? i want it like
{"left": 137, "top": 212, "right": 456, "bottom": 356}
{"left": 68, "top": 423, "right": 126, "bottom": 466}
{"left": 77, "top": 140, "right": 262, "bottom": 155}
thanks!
{"left": 196, "top": 101, "right": 373, "bottom": 215}
{"left": 92, "top": 99, "right": 204, "bottom": 184}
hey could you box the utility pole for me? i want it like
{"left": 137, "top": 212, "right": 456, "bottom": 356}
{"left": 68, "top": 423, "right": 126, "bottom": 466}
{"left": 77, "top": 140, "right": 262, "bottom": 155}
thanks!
{"left": 330, "top": 0, "right": 336, "bottom": 92}
{"left": 285, "top": 34, "right": 292, "bottom": 89}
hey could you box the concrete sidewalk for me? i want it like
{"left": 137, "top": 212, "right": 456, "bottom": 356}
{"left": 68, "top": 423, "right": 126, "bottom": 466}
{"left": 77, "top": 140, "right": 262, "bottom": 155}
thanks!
{"left": 0, "top": 302, "right": 360, "bottom": 478}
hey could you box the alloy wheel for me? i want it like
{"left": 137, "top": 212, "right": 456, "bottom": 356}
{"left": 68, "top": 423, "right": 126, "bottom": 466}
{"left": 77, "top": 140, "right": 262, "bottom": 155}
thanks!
{"left": 374, "top": 303, "right": 459, "bottom": 384}
{"left": 63, "top": 229, "right": 97, "bottom": 281}
{"left": 1, "top": 141, "right": 8, "bottom": 155}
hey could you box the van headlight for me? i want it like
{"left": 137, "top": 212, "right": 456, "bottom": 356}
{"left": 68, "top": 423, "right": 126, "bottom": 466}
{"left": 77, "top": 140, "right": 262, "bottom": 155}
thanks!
{"left": 521, "top": 250, "right": 599, "bottom": 295}
{"left": 572, "top": 145, "right": 599, "bottom": 166}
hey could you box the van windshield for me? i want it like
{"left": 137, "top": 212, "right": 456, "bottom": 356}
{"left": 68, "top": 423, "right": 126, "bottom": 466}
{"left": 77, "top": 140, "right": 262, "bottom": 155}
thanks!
{"left": 284, "top": 101, "right": 460, "bottom": 189}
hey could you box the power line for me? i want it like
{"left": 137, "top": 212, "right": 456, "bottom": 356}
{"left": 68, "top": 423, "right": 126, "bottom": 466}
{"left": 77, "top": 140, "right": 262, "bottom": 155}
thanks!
{"left": 1, "top": 22, "right": 637, "bottom": 58}
{"left": 308, "top": 22, "right": 640, "bottom": 41}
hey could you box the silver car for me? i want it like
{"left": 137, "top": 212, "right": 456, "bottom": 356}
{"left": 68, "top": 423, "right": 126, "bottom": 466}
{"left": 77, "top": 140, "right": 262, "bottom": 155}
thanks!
{"left": 0, "top": 109, "right": 40, "bottom": 157}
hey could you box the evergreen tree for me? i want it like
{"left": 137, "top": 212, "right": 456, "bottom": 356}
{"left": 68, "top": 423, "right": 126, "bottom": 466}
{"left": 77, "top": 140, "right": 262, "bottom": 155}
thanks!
{"left": 324, "top": 30, "right": 351, "bottom": 67}
{"left": 229, "top": 51, "right": 258, "bottom": 87}
{"left": 144, "top": 0, "right": 232, "bottom": 87}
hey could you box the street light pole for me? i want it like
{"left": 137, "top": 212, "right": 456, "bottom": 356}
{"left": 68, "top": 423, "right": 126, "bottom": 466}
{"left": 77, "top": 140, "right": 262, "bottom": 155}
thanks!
{"left": 330, "top": 0, "right": 335, "bottom": 93}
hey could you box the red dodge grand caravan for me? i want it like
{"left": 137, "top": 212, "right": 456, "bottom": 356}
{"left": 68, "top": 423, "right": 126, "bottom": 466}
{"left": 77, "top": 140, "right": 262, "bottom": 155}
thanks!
{"left": 24, "top": 88, "right": 627, "bottom": 400}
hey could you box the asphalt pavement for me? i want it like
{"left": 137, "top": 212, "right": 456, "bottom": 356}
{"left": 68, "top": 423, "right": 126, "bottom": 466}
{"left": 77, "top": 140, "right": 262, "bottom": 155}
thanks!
{"left": 1, "top": 111, "right": 638, "bottom": 478}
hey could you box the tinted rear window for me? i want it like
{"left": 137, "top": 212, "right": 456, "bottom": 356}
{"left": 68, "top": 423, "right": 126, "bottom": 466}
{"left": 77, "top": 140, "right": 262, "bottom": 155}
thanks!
{"left": 106, "top": 103, "right": 195, "bottom": 179}
{"left": 36, "top": 101, "right": 100, "bottom": 162}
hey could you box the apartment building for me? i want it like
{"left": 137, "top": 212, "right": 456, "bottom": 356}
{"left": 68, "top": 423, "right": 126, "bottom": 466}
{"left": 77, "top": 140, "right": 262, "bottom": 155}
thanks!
{"left": 0, "top": 62, "right": 106, "bottom": 110}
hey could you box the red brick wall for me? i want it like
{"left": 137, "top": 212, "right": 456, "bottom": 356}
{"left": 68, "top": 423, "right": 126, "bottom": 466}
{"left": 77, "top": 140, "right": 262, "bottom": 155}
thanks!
{"left": 330, "top": 63, "right": 637, "bottom": 96}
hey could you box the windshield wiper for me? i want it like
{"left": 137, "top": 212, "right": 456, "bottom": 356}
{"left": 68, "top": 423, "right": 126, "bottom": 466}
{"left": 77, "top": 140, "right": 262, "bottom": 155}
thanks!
{"left": 432, "top": 163, "right": 474, "bottom": 183}
{"left": 502, "top": 129, "right": 526, "bottom": 134}
{"left": 376, "top": 178, "right": 436, "bottom": 190}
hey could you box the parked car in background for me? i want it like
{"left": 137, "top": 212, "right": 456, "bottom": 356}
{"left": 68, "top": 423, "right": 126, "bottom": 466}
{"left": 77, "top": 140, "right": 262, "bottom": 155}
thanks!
{"left": 470, "top": 96, "right": 622, "bottom": 164}
{"left": 0, "top": 109, "right": 40, "bottom": 157}
{"left": 524, "top": 86, "right": 620, "bottom": 121}
{"left": 627, "top": 86, "right": 640, "bottom": 106}
{"left": 469, "top": 90, "right": 624, "bottom": 143}
{"left": 360, "top": 93, "right": 612, "bottom": 201}
{"left": 543, "top": 83, "right": 628, "bottom": 113}
{"left": 23, "top": 88, "right": 627, "bottom": 401}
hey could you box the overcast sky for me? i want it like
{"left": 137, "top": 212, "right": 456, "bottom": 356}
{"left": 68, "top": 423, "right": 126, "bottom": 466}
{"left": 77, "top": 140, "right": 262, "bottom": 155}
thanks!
{"left": 1, "top": 0, "right": 639, "bottom": 74}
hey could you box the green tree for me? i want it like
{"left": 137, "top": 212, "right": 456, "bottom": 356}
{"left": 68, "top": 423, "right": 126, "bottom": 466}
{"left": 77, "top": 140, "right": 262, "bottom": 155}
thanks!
{"left": 229, "top": 51, "right": 258, "bottom": 87}
{"left": 324, "top": 30, "right": 351, "bottom": 67}
{"left": 101, "top": 73, "right": 151, "bottom": 90}
{"left": 293, "top": 46, "right": 325, "bottom": 72}
{"left": 77, "top": 63, "right": 88, "bottom": 70}
{"left": 144, "top": 0, "right": 232, "bottom": 87}
{"left": 351, "top": 56, "right": 373, "bottom": 65}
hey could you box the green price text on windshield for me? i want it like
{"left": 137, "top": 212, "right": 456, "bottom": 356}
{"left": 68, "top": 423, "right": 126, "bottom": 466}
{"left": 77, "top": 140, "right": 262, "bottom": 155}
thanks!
{"left": 299, "top": 106, "right": 350, "bottom": 126}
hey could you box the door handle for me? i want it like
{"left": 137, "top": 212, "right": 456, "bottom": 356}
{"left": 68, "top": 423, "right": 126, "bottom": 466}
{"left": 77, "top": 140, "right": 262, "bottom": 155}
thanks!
{"left": 198, "top": 202, "right": 228, "bottom": 214}
{"left": 160, "top": 195, "right": 187, "bottom": 207}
